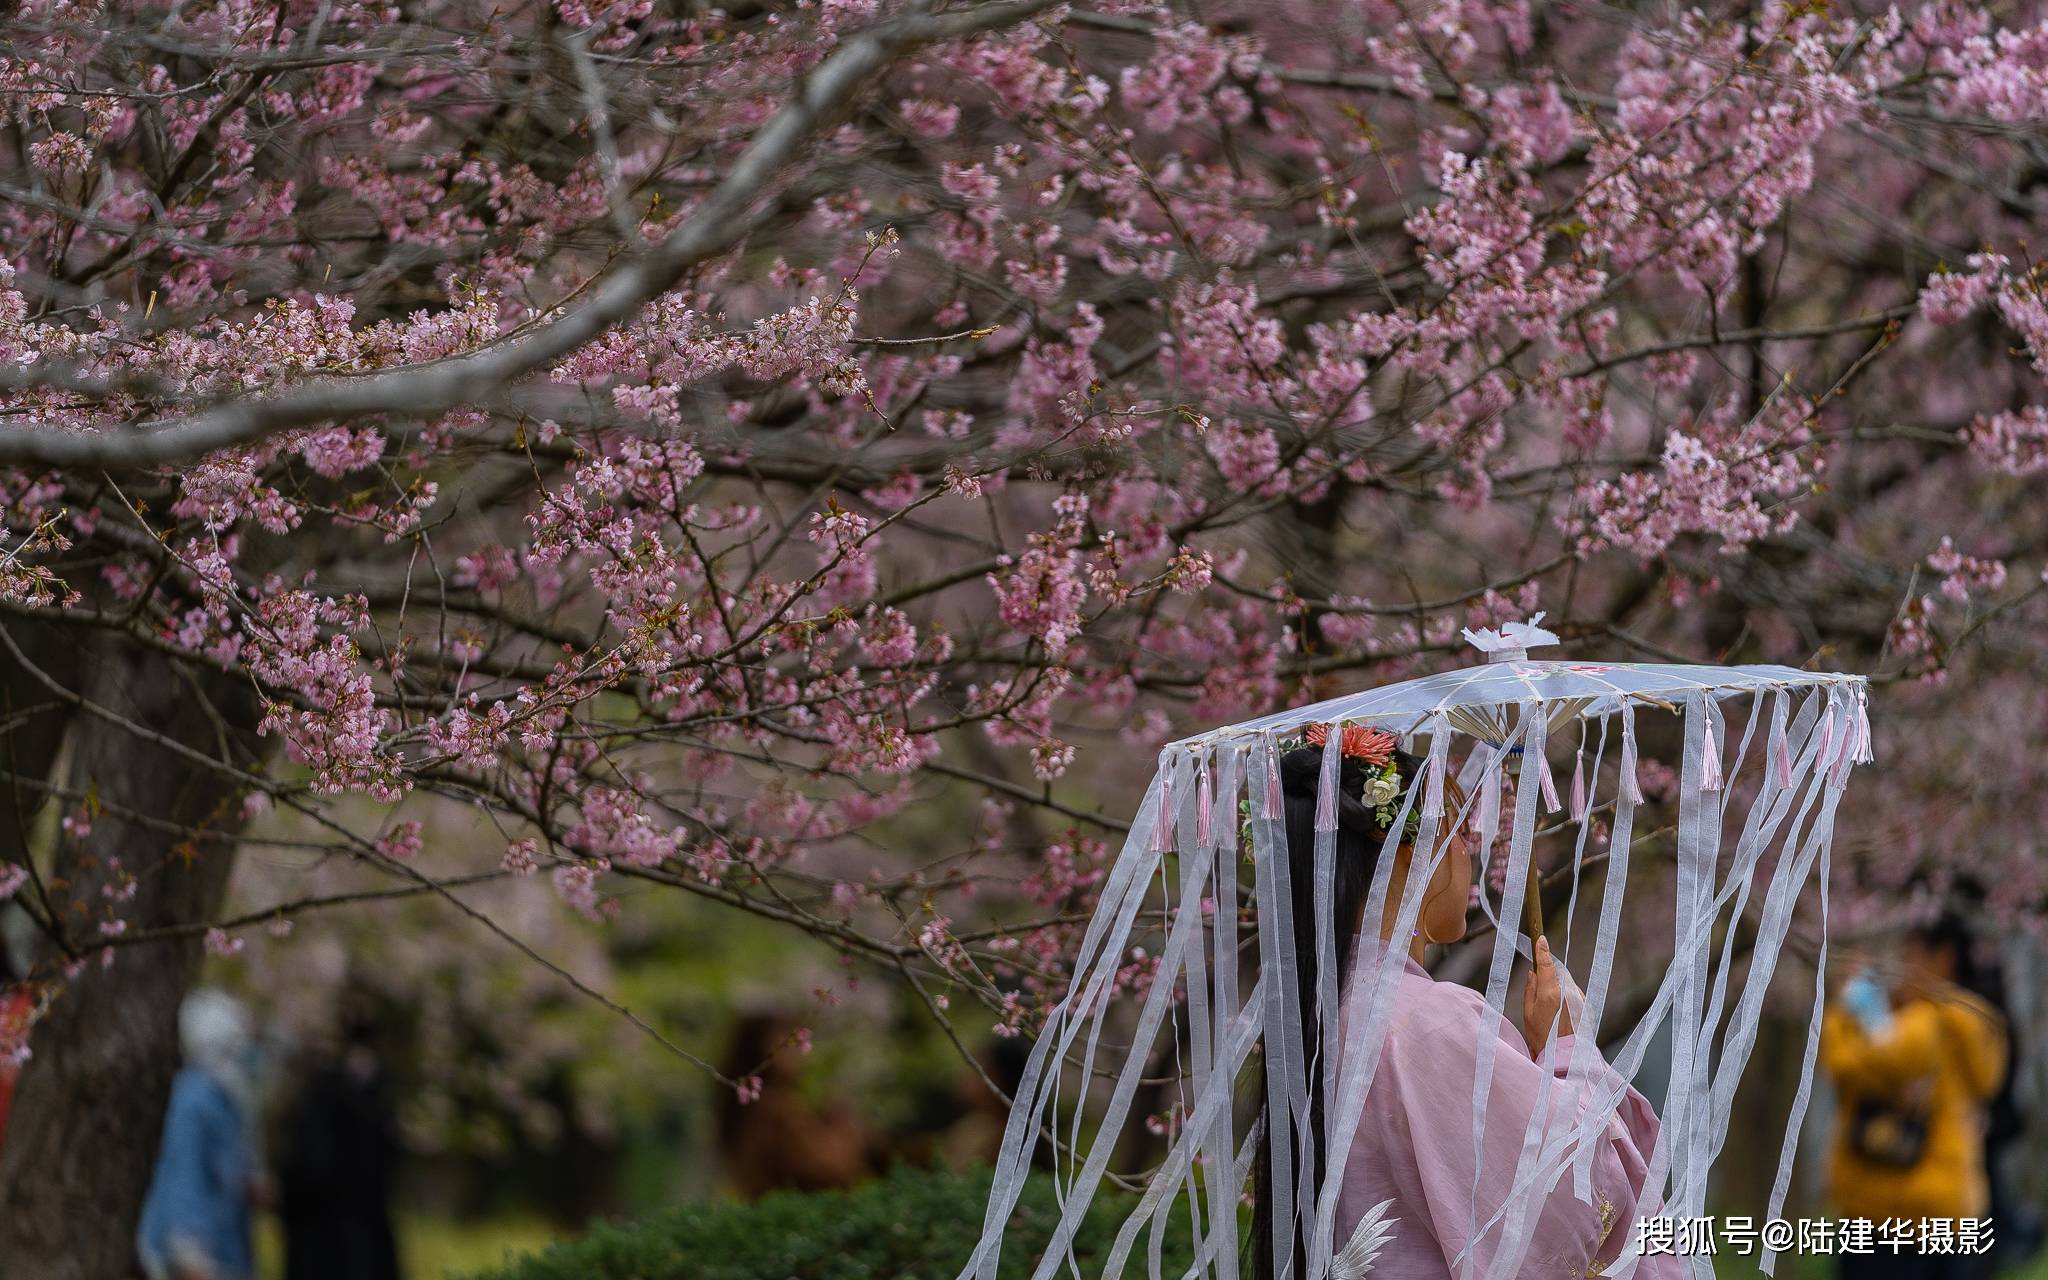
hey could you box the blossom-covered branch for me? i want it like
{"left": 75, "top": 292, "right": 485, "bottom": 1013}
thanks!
{"left": 0, "top": 0, "right": 1064, "bottom": 469}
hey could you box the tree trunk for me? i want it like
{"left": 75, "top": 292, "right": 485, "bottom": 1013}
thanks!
{"left": 0, "top": 625, "right": 263, "bottom": 1280}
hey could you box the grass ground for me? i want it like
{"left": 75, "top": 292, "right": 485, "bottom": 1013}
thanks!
{"left": 254, "top": 1211, "right": 566, "bottom": 1280}
{"left": 396, "top": 1213, "right": 567, "bottom": 1278}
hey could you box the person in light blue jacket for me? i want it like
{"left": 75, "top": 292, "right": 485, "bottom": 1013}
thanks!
{"left": 136, "top": 989, "right": 259, "bottom": 1280}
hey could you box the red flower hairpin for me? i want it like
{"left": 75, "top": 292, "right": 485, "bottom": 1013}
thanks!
{"left": 1301, "top": 722, "right": 1398, "bottom": 766}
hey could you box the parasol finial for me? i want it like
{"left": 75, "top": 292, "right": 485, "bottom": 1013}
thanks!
{"left": 1460, "top": 612, "right": 1561, "bottom": 664}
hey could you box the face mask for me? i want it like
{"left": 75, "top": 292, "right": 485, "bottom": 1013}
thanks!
{"left": 1842, "top": 971, "right": 1891, "bottom": 1035}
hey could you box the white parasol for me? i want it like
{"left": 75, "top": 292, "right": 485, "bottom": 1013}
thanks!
{"left": 961, "top": 618, "right": 1871, "bottom": 1280}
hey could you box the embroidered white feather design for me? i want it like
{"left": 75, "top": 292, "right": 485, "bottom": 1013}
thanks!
{"left": 1329, "top": 1198, "right": 1399, "bottom": 1280}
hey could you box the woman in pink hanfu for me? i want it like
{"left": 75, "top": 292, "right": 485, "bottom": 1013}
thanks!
{"left": 1253, "top": 733, "right": 1683, "bottom": 1280}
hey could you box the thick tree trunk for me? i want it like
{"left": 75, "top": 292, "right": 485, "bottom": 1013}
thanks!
{"left": 0, "top": 621, "right": 76, "bottom": 936}
{"left": 0, "top": 624, "right": 263, "bottom": 1280}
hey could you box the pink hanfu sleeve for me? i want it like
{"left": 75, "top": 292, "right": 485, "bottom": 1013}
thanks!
{"left": 1378, "top": 986, "right": 1677, "bottom": 1279}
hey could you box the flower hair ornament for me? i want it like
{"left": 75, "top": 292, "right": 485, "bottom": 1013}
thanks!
{"left": 1301, "top": 722, "right": 1419, "bottom": 836}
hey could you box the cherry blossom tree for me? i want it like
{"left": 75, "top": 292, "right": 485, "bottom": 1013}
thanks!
{"left": 4, "top": 0, "right": 2048, "bottom": 1269}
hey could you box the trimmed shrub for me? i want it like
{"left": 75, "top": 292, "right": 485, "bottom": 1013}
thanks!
{"left": 464, "top": 1163, "right": 1202, "bottom": 1280}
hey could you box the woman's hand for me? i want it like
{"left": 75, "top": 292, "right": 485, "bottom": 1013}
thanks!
{"left": 1522, "top": 936, "right": 1575, "bottom": 1056}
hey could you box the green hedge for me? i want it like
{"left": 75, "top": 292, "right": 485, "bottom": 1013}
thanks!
{"left": 465, "top": 1164, "right": 1201, "bottom": 1280}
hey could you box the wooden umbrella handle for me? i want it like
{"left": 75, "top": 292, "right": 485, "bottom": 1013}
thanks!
{"left": 1522, "top": 856, "right": 1547, "bottom": 951}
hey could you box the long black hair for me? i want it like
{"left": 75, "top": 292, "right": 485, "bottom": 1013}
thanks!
{"left": 1249, "top": 743, "right": 1423, "bottom": 1280}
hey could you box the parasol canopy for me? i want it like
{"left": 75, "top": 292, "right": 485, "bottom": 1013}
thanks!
{"left": 961, "top": 618, "right": 1871, "bottom": 1280}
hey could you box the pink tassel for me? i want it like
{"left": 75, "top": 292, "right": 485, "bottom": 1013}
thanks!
{"left": 1700, "top": 716, "right": 1723, "bottom": 793}
{"left": 1153, "top": 772, "right": 1176, "bottom": 853}
{"left": 1314, "top": 727, "right": 1345, "bottom": 833}
{"left": 1770, "top": 693, "right": 1793, "bottom": 789}
{"left": 1537, "top": 744, "right": 1561, "bottom": 813}
{"left": 1195, "top": 757, "right": 1214, "bottom": 848}
{"left": 1819, "top": 703, "right": 1837, "bottom": 768}
{"left": 1620, "top": 708, "right": 1644, "bottom": 806}
{"left": 1569, "top": 744, "right": 1587, "bottom": 822}
{"left": 1422, "top": 735, "right": 1447, "bottom": 819}
{"left": 1262, "top": 739, "right": 1283, "bottom": 818}
{"left": 1477, "top": 747, "right": 1502, "bottom": 843}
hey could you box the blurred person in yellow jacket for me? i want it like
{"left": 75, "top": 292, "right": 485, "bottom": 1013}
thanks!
{"left": 1822, "top": 912, "right": 2008, "bottom": 1280}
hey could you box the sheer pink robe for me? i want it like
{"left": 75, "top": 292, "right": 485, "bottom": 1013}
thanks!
{"left": 1332, "top": 951, "right": 1683, "bottom": 1279}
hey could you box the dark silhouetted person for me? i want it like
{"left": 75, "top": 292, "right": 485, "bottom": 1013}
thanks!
{"left": 935, "top": 1035, "right": 1032, "bottom": 1172}
{"left": 717, "top": 1011, "right": 874, "bottom": 1198}
{"left": 278, "top": 1007, "right": 402, "bottom": 1280}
